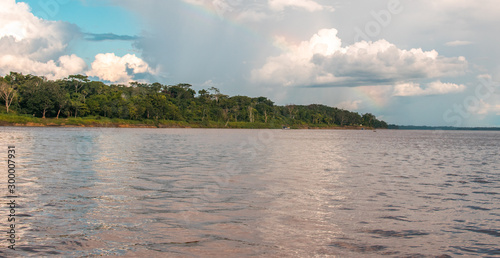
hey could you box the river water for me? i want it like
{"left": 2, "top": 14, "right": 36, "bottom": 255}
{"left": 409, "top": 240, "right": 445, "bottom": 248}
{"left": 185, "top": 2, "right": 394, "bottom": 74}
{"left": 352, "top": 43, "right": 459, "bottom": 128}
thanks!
{"left": 0, "top": 127, "right": 499, "bottom": 257}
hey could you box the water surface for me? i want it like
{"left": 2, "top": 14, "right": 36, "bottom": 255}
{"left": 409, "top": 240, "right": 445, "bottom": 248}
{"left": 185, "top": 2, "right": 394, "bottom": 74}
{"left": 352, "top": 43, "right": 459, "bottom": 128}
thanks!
{"left": 0, "top": 128, "right": 499, "bottom": 257}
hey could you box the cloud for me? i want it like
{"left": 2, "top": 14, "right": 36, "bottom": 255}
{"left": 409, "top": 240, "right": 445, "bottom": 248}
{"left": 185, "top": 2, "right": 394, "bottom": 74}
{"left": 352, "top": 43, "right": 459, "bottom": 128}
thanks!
{"left": 182, "top": 0, "right": 263, "bottom": 21}
{"left": 87, "top": 53, "right": 157, "bottom": 84}
{"left": 0, "top": 54, "right": 87, "bottom": 80}
{"left": 474, "top": 100, "right": 500, "bottom": 115}
{"left": 445, "top": 40, "right": 473, "bottom": 47}
{"left": 268, "top": 0, "right": 333, "bottom": 12}
{"left": 424, "top": 0, "right": 500, "bottom": 22}
{"left": 237, "top": 9, "right": 269, "bottom": 22}
{"left": 201, "top": 79, "right": 222, "bottom": 88}
{"left": 252, "top": 28, "right": 468, "bottom": 87}
{"left": 0, "top": 0, "right": 81, "bottom": 61}
{"left": 180, "top": 0, "right": 332, "bottom": 23}
{"left": 0, "top": 0, "right": 155, "bottom": 83}
{"left": 393, "top": 81, "right": 466, "bottom": 97}
{"left": 0, "top": 0, "right": 87, "bottom": 78}
{"left": 337, "top": 100, "right": 362, "bottom": 110}
{"left": 85, "top": 33, "right": 139, "bottom": 41}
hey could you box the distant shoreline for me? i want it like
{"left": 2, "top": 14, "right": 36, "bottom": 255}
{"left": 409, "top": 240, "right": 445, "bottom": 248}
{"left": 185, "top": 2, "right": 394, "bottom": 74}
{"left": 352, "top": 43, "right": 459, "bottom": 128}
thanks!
{"left": 2, "top": 116, "right": 497, "bottom": 131}
{"left": 389, "top": 125, "right": 500, "bottom": 131}
{"left": 0, "top": 124, "right": 370, "bottom": 130}
{"left": 0, "top": 116, "right": 372, "bottom": 130}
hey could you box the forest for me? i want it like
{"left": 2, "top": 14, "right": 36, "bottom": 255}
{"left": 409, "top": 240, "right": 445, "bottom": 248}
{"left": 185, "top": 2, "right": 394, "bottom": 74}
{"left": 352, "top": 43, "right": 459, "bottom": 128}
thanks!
{"left": 0, "top": 72, "right": 388, "bottom": 129}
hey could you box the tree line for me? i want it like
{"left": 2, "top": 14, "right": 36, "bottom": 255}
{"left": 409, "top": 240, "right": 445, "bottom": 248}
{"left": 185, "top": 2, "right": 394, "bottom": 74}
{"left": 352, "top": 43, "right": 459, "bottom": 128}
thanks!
{"left": 0, "top": 72, "right": 388, "bottom": 128}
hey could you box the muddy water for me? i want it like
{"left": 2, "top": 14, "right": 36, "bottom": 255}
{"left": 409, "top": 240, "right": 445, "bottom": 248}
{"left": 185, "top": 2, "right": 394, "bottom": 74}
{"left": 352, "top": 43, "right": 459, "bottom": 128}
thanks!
{"left": 0, "top": 128, "right": 498, "bottom": 257}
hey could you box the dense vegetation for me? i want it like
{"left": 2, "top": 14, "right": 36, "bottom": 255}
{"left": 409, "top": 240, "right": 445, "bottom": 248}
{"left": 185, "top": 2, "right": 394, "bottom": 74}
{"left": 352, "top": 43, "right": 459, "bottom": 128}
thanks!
{"left": 0, "top": 72, "right": 388, "bottom": 128}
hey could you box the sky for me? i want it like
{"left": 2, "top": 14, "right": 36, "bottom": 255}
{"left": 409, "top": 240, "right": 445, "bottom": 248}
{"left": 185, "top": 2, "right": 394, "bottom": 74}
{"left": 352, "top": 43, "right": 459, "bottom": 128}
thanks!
{"left": 1, "top": 0, "right": 500, "bottom": 126}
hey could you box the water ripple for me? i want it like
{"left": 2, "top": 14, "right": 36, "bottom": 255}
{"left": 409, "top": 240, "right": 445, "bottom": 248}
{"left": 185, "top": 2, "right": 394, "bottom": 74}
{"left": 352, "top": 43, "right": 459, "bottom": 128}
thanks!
{"left": 0, "top": 128, "right": 499, "bottom": 257}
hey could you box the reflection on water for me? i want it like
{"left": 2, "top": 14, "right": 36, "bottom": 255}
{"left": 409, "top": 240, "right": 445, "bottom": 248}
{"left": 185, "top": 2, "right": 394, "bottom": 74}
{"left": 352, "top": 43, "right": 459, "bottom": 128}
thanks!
{"left": 0, "top": 128, "right": 499, "bottom": 257}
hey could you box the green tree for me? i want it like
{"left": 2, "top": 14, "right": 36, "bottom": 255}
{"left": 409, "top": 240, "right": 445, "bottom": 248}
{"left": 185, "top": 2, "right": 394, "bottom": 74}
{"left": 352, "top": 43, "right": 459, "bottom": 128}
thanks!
{"left": 362, "top": 113, "right": 376, "bottom": 127}
{"left": 0, "top": 72, "right": 389, "bottom": 128}
{"left": 67, "top": 74, "right": 90, "bottom": 94}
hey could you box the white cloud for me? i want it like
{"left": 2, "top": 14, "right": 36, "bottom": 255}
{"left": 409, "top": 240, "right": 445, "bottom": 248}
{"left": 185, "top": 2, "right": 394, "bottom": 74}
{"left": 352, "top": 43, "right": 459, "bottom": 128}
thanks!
{"left": 393, "top": 81, "right": 466, "bottom": 97}
{"left": 0, "top": 54, "right": 87, "bottom": 80}
{"left": 268, "top": 0, "right": 333, "bottom": 12}
{"left": 252, "top": 28, "right": 342, "bottom": 86}
{"left": 201, "top": 79, "right": 222, "bottom": 88}
{"left": 474, "top": 100, "right": 500, "bottom": 115}
{"left": 87, "top": 53, "right": 156, "bottom": 84}
{"left": 337, "top": 100, "right": 362, "bottom": 110}
{"left": 0, "top": 0, "right": 86, "bottom": 78}
{"left": 252, "top": 28, "right": 468, "bottom": 87}
{"left": 0, "top": 0, "right": 79, "bottom": 60}
{"left": 445, "top": 40, "right": 473, "bottom": 47}
{"left": 0, "top": 0, "right": 156, "bottom": 83}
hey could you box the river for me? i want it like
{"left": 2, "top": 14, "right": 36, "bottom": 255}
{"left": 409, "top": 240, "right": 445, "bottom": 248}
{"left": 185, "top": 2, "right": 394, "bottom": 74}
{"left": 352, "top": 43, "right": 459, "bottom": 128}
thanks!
{"left": 0, "top": 127, "right": 498, "bottom": 257}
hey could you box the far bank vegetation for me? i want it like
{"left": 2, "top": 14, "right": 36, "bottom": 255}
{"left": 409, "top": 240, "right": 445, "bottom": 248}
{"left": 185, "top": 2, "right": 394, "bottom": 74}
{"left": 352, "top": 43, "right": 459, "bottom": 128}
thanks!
{"left": 0, "top": 72, "right": 388, "bottom": 129}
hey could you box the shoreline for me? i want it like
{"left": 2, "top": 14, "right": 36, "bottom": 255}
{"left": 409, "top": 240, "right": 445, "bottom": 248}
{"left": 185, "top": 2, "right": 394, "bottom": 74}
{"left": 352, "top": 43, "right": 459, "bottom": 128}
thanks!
{"left": 0, "top": 119, "right": 373, "bottom": 130}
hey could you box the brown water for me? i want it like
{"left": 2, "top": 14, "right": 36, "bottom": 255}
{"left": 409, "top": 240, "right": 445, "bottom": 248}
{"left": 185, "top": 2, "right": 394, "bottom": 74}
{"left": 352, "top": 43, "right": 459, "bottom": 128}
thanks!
{"left": 0, "top": 128, "right": 499, "bottom": 257}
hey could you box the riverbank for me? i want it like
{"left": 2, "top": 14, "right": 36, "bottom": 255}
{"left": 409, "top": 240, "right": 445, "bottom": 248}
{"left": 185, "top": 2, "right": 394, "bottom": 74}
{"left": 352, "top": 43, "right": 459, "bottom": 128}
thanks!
{"left": 0, "top": 114, "right": 374, "bottom": 130}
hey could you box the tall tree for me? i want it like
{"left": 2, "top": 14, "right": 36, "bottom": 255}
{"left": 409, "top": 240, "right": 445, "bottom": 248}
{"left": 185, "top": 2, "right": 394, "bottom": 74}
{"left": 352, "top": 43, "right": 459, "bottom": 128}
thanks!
{"left": 0, "top": 80, "right": 17, "bottom": 113}
{"left": 67, "top": 74, "right": 89, "bottom": 94}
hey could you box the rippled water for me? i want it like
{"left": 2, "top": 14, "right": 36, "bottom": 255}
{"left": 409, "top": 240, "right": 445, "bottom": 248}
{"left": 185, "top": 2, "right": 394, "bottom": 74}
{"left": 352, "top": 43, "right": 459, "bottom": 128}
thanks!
{"left": 0, "top": 127, "right": 499, "bottom": 257}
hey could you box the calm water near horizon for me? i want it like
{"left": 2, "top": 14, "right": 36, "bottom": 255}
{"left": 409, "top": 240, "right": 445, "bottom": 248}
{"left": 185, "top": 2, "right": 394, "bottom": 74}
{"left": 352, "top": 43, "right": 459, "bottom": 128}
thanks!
{"left": 0, "top": 127, "right": 499, "bottom": 257}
